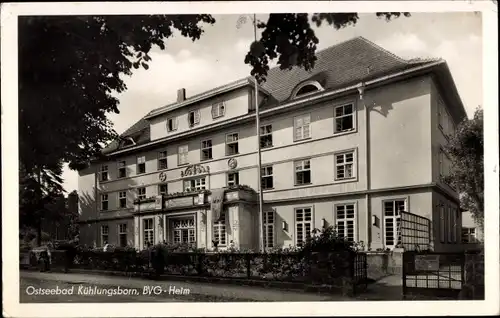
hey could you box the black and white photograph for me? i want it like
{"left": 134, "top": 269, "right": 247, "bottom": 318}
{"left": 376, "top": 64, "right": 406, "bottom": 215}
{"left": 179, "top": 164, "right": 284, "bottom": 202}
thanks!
{"left": 2, "top": 1, "right": 499, "bottom": 317}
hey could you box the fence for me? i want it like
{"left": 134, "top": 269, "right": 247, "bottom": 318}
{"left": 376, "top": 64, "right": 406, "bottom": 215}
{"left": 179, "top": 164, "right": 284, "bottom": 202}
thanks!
{"left": 399, "top": 211, "right": 431, "bottom": 251}
{"left": 66, "top": 249, "right": 368, "bottom": 295}
{"left": 402, "top": 251, "right": 465, "bottom": 300}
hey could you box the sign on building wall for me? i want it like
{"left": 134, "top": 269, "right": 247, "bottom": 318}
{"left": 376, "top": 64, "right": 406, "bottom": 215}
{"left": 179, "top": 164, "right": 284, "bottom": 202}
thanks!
{"left": 134, "top": 196, "right": 162, "bottom": 212}
{"left": 164, "top": 196, "right": 194, "bottom": 209}
{"left": 414, "top": 255, "right": 440, "bottom": 271}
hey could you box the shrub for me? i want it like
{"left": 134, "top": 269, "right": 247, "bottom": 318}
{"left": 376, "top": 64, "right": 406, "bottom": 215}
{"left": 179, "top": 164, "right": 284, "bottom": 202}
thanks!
{"left": 300, "top": 226, "right": 359, "bottom": 255}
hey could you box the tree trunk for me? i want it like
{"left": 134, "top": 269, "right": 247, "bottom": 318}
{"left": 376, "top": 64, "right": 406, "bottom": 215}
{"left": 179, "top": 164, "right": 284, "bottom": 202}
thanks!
{"left": 36, "top": 168, "right": 42, "bottom": 247}
{"left": 36, "top": 219, "right": 42, "bottom": 247}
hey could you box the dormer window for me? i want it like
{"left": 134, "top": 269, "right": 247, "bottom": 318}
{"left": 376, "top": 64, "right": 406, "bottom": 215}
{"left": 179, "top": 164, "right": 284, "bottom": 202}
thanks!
{"left": 167, "top": 117, "right": 178, "bottom": 132}
{"left": 188, "top": 110, "right": 200, "bottom": 127}
{"left": 212, "top": 102, "right": 226, "bottom": 119}
{"left": 292, "top": 81, "right": 324, "bottom": 99}
{"left": 122, "top": 137, "right": 136, "bottom": 147}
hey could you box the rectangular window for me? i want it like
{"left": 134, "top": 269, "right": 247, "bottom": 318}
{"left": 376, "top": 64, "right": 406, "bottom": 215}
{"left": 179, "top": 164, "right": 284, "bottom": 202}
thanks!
{"left": 335, "top": 151, "right": 355, "bottom": 180}
{"left": 117, "top": 161, "right": 126, "bottom": 178}
{"left": 178, "top": 145, "right": 189, "bottom": 165}
{"left": 452, "top": 207, "right": 458, "bottom": 243}
{"left": 295, "top": 159, "right": 311, "bottom": 185}
{"left": 137, "top": 187, "right": 146, "bottom": 200}
{"left": 158, "top": 151, "right": 168, "bottom": 170}
{"left": 227, "top": 172, "right": 239, "bottom": 187}
{"left": 260, "top": 124, "right": 273, "bottom": 148}
{"left": 101, "top": 225, "right": 109, "bottom": 245}
{"left": 201, "top": 140, "right": 213, "bottom": 161}
{"left": 462, "top": 227, "right": 477, "bottom": 243}
{"left": 119, "top": 191, "right": 127, "bottom": 208}
{"left": 334, "top": 103, "right": 355, "bottom": 133}
{"left": 211, "top": 102, "right": 226, "bottom": 119}
{"left": 261, "top": 166, "right": 274, "bottom": 190}
{"left": 295, "top": 207, "right": 313, "bottom": 246}
{"left": 118, "top": 223, "right": 127, "bottom": 247}
{"left": 439, "top": 149, "right": 452, "bottom": 181}
{"left": 143, "top": 218, "right": 154, "bottom": 248}
{"left": 439, "top": 204, "right": 446, "bottom": 243}
{"left": 336, "top": 204, "right": 356, "bottom": 242}
{"left": 294, "top": 114, "right": 311, "bottom": 141}
{"left": 101, "top": 194, "right": 109, "bottom": 211}
{"left": 226, "top": 133, "right": 239, "bottom": 155}
{"left": 137, "top": 156, "right": 146, "bottom": 174}
{"left": 167, "top": 117, "right": 178, "bottom": 132}
{"left": 172, "top": 218, "right": 196, "bottom": 244}
{"left": 183, "top": 177, "right": 206, "bottom": 192}
{"left": 263, "top": 210, "right": 275, "bottom": 249}
{"left": 188, "top": 110, "right": 200, "bottom": 127}
{"left": 158, "top": 184, "right": 168, "bottom": 196}
{"left": 384, "top": 199, "right": 406, "bottom": 248}
{"left": 438, "top": 99, "right": 455, "bottom": 137}
{"left": 100, "top": 165, "right": 108, "bottom": 182}
{"left": 213, "top": 211, "right": 227, "bottom": 246}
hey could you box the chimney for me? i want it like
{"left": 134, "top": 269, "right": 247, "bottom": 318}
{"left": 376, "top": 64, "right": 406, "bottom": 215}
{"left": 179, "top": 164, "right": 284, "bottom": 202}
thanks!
{"left": 177, "top": 88, "right": 186, "bottom": 103}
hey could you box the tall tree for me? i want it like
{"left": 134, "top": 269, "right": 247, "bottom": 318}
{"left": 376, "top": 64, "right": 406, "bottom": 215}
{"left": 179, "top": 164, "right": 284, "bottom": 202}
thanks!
{"left": 444, "top": 108, "right": 484, "bottom": 235}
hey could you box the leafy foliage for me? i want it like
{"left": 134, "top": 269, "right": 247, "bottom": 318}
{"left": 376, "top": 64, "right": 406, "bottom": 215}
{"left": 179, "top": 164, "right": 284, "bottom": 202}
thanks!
{"left": 19, "top": 15, "right": 215, "bottom": 172}
{"left": 300, "top": 225, "right": 360, "bottom": 255}
{"left": 444, "top": 108, "right": 484, "bottom": 232}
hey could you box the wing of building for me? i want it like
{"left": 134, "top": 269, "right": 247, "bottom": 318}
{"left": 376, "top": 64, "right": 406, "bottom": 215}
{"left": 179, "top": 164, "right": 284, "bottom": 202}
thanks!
{"left": 78, "top": 36, "right": 468, "bottom": 252}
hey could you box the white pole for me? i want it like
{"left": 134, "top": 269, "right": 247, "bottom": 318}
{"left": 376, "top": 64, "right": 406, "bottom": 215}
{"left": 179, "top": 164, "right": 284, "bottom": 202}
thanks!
{"left": 253, "top": 14, "right": 265, "bottom": 253}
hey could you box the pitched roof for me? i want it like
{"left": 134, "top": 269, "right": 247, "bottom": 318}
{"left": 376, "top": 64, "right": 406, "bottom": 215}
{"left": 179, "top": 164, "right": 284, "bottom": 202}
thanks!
{"left": 259, "top": 36, "right": 438, "bottom": 104}
{"left": 102, "top": 36, "right": 439, "bottom": 155}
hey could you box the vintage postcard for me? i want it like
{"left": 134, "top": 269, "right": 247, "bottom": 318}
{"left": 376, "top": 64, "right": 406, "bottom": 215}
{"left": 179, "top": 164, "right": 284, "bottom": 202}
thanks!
{"left": 1, "top": 1, "right": 498, "bottom": 317}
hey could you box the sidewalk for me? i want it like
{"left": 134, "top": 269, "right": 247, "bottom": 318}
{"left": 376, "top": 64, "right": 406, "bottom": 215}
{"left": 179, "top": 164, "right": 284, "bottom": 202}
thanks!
{"left": 20, "top": 270, "right": 350, "bottom": 302}
{"left": 353, "top": 275, "right": 404, "bottom": 301}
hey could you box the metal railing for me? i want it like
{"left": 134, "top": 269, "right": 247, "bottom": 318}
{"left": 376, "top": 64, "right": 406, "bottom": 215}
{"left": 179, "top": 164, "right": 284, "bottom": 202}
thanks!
{"left": 399, "top": 211, "right": 431, "bottom": 251}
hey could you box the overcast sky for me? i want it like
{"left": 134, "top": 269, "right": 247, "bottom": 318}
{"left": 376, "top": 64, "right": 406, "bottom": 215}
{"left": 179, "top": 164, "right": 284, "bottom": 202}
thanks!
{"left": 62, "top": 12, "right": 482, "bottom": 193}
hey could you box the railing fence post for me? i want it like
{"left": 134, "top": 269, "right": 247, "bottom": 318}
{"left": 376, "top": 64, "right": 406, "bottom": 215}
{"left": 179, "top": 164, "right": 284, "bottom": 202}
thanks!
{"left": 246, "top": 253, "right": 251, "bottom": 278}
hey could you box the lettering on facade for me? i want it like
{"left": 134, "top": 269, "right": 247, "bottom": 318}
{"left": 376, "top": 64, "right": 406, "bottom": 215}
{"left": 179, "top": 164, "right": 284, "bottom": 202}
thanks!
{"left": 228, "top": 158, "right": 237, "bottom": 169}
{"left": 159, "top": 172, "right": 167, "bottom": 182}
{"left": 180, "top": 164, "right": 210, "bottom": 177}
{"left": 134, "top": 196, "right": 162, "bottom": 212}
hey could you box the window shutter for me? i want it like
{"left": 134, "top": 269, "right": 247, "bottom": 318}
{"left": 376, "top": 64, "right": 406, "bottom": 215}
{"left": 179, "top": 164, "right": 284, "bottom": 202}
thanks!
{"left": 211, "top": 105, "right": 216, "bottom": 118}
{"left": 194, "top": 110, "right": 200, "bottom": 124}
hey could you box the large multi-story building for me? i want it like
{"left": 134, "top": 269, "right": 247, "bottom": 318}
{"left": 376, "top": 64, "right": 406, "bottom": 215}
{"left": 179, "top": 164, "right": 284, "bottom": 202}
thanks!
{"left": 78, "top": 37, "right": 467, "bottom": 252}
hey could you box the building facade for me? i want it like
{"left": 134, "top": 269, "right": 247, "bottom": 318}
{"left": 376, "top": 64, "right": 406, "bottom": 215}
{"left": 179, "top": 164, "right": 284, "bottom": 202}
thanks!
{"left": 78, "top": 37, "right": 467, "bottom": 252}
{"left": 462, "top": 211, "right": 483, "bottom": 244}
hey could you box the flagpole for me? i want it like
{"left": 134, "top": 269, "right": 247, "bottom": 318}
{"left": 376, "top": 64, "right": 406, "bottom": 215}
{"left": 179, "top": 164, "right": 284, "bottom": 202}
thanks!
{"left": 252, "top": 14, "right": 265, "bottom": 253}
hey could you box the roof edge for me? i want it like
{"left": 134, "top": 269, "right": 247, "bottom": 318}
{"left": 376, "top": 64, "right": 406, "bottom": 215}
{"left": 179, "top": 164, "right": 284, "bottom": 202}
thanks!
{"left": 102, "top": 61, "right": 443, "bottom": 158}
{"left": 145, "top": 77, "right": 269, "bottom": 120}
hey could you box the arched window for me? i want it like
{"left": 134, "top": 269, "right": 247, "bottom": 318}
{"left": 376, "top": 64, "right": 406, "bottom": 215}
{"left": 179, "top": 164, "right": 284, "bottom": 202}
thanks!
{"left": 292, "top": 81, "right": 324, "bottom": 99}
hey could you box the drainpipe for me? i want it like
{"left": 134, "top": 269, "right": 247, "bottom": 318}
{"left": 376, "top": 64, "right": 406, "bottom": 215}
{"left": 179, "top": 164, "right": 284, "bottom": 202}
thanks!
{"left": 252, "top": 13, "right": 264, "bottom": 252}
{"left": 357, "top": 82, "right": 371, "bottom": 251}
